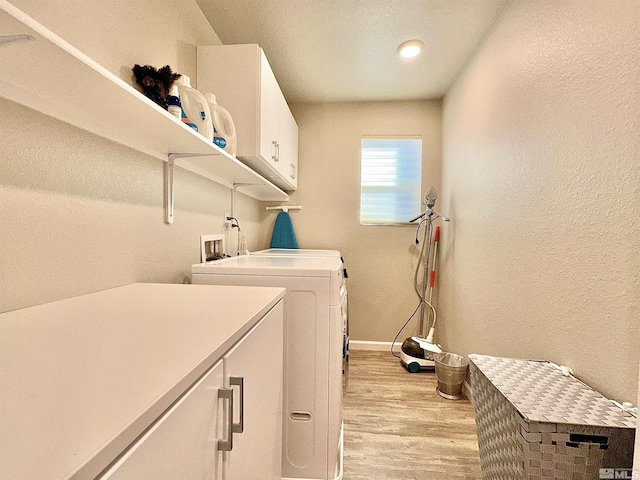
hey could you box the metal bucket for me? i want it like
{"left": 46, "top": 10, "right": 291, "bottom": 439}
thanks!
{"left": 434, "top": 352, "right": 469, "bottom": 400}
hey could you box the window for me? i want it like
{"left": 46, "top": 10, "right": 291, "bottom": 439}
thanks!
{"left": 360, "top": 136, "right": 422, "bottom": 224}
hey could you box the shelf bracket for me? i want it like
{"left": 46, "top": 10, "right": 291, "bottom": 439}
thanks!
{"left": 165, "top": 153, "right": 210, "bottom": 224}
{"left": 231, "top": 182, "right": 259, "bottom": 219}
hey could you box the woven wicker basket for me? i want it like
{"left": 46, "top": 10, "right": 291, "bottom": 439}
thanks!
{"left": 469, "top": 355, "right": 636, "bottom": 480}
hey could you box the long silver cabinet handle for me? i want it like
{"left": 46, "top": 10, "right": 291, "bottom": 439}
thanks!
{"left": 218, "top": 387, "right": 234, "bottom": 451}
{"left": 230, "top": 377, "right": 244, "bottom": 433}
{"left": 272, "top": 141, "right": 278, "bottom": 161}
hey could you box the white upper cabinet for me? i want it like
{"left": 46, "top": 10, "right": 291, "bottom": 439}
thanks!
{"left": 198, "top": 44, "right": 299, "bottom": 191}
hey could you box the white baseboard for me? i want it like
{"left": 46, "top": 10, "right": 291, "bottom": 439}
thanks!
{"left": 349, "top": 340, "right": 401, "bottom": 353}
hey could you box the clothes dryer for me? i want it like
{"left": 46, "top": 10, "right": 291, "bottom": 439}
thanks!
{"left": 192, "top": 256, "right": 345, "bottom": 480}
{"left": 250, "top": 249, "right": 350, "bottom": 383}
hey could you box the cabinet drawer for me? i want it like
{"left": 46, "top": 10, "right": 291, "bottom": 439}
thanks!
{"left": 100, "top": 360, "right": 225, "bottom": 479}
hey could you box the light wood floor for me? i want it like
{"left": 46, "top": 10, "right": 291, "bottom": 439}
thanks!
{"left": 342, "top": 350, "right": 482, "bottom": 480}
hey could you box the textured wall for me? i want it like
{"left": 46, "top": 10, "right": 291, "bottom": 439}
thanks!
{"left": 439, "top": 0, "right": 640, "bottom": 403}
{"left": 272, "top": 101, "right": 442, "bottom": 343}
{"left": 0, "top": 1, "right": 264, "bottom": 313}
{"left": 8, "top": 0, "right": 221, "bottom": 86}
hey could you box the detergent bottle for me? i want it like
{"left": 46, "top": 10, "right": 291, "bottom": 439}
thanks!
{"left": 175, "top": 75, "right": 213, "bottom": 141}
{"left": 166, "top": 85, "right": 182, "bottom": 120}
{"left": 205, "top": 93, "right": 237, "bottom": 157}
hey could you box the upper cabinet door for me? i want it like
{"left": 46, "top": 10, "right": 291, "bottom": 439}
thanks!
{"left": 259, "top": 51, "right": 281, "bottom": 171}
{"left": 197, "top": 45, "right": 298, "bottom": 191}
{"left": 277, "top": 100, "right": 299, "bottom": 190}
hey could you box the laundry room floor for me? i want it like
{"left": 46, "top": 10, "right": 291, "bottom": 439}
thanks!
{"left": 342, "top": 350, "right": 482, "bottom": 480}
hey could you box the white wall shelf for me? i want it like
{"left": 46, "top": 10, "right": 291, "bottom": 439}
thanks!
{"left": 0, "top": 1, "right": 288, "bottom": 224}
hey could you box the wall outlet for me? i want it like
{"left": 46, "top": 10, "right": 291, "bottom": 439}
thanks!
{"left": 223, "top": 212, "right": 231, "bottom": 230}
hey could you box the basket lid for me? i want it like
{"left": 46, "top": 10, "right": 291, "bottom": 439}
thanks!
{"left": 469, "top": 354, "right": 636, "bottom": 429}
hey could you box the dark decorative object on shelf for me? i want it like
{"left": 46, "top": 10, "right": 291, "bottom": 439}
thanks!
{"left": 132, "top": 64, "right": 181, "bottom": 109}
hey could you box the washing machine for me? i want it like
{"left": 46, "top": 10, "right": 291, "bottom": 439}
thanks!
{"left": 192, "top": 255, "right": 346, "bottom": 480}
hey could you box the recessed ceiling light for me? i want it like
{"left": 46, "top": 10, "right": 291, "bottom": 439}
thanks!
{"left": 397, "top": 39, "right": 425, "bottom": 59}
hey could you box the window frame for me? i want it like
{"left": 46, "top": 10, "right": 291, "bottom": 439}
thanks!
{"left": 359, "top": 134, "right": 423, "bottom": 226}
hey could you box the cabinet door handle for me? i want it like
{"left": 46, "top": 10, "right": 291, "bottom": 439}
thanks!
{"left": 217, "top": 387, "right": 234, "bottom": 451}
{"left": 290, "top": 164, "right": 295, "bottom": 179}
{"left": 276, "top": 142, "right": 280, "bottom": 162}
{"left": 272, "top": 141, "right": 278, "bottom": 162}
{"left": 230, "top": 376, "right": 244, "bottom": 433}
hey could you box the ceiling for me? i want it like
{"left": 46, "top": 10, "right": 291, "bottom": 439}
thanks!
{"left": 196, "top": 0, "right": 509, "bottom": 104}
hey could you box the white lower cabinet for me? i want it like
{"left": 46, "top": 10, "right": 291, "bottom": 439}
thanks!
{"left": 100, "top": 303, "right": 283, "bottom": 480}
{"left": 100, "top": 359, "right": 225, "bottom": 480}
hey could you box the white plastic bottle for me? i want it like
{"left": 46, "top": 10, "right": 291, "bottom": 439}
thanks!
{"left": 205, "top": 93, "right": 237, "bottom": 157}
{"left": 175, "top": 75, "right": 213, "bottom": 141}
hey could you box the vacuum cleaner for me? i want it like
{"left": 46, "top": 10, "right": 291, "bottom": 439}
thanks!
{"left": 393, "top": 187, "right": 449, "bottom": 372}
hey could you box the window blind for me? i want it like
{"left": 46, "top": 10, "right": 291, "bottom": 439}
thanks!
{"left": 360, "top": 136, "right": 422, "bottom": 224}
